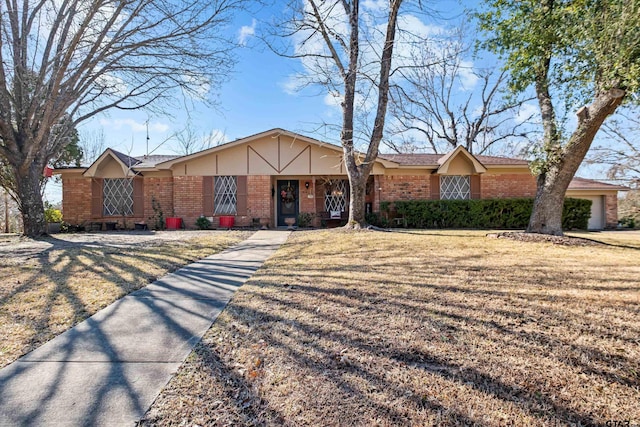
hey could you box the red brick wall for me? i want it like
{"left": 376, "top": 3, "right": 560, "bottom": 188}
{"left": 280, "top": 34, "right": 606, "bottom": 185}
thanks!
{"left": 379, "top": 175, "right": 431, "bottom": 202}
{"left": 605, "top": 194, "right": 618, "bottom": 228}
{"left": 377, "top": 173, "right": 537, "bottom": 207}
{"left": 480, "top": 173, "right": 537, "bottom": 199}
{"left": 299, "top": 179, "right": 315, "bottom": 214}
{"left": 173, "top": 176, "right": 203, "bottom": 229}
{"left": 247, "top": 175, "right": 271, "bottom": 226}
{"left": 144, "top": 177, "right": 173, "bottom": 229}
{"left": 61, "top": 177, "right": 92, "bottom": 224}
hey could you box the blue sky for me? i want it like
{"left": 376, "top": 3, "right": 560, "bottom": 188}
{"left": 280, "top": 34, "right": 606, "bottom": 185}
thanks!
{"left": 44, "top": 0, "right": 616, "bottom": 202}
{"left": 73, "top": 0, "right": 477, "bottom": 158}
{"left": 74, "top": 4, "right": 346, "bottom": 158}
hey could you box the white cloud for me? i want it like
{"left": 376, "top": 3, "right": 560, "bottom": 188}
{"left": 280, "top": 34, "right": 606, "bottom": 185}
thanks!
{"left": 458, "top": 60, "right": 480, "bottom": 90}
{"left": 515, "top": 103, "right": 540, "bottom": 125}
{"left": 362, "top": 0, "right": 386, "bottom": 11}
{"left": 324, "top": 92, "right": 342, "bottom": 108}
{"left": 205, "top": 128, "right": 230, "bottom": 146}
{"left": 281, "top": 74, "right": 305, "bottom": 95}
{"left": 180, "top": 72, "right": 211, "bottom": 100}
{"left": 238, "top": 19, "right": 257, "bottom": 46}
{"left": 99, "top": 118, "right": 170, "bottom": 133}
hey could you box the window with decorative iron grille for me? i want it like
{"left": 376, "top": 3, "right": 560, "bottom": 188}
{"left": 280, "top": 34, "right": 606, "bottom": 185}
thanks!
{"left": 325, "top": 179, "right": 348, "bottom": 212}
{"left": 214, "top": 176, "right": 237, "bottom": 214}
{"left": 440, "top": 175, "right": 471, "bottom": 200}
{"left": 103, "top": 178, "right": 134, "bottom": 216}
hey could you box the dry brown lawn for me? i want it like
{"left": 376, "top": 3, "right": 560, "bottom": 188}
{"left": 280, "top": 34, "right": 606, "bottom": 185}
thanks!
{"left": 143, "top": 229, "right": 640, "bottom": 426}
{"left": 0, "top": 230, "right": 250, "bottom": 368}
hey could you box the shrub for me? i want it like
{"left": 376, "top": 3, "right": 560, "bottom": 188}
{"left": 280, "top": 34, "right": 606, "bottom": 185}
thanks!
{"left": 60, "top": 222, "right": 85, "bottom": 233}
{"left": 388, "top": 198, "right": 591, "bottom": 230}
{"left": 619, "top": 216, "right": 637, "bottom": 229}
{"left": 298, "top": 212, "right": 314, "bottom": 228}
{"left": 561, "top": 198, "right": 592, "bottom": 230}
{"left": 44, "top": 208, "right": 63, "bottom": 223}
{"left": 195, "top": 216, "right": 211, "bottom": 230}
{"left": 365, "top": 212, "right": 389, "bottom": 228}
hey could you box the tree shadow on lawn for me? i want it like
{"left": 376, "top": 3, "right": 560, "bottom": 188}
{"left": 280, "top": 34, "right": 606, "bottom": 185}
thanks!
{"left": 162, "top": 253, "right": 639, "bottom": 425}
{"left": 0, "top": 235, "right": 222, "bottom": 367}
{"left": 168, "top": 288, "right": 606, "bottom": 426}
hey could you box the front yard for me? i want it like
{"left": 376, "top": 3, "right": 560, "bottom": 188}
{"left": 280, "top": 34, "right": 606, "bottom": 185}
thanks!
{"left": 0, "top": 230, "right": 250, "bottom": 368}
{"left": 142, "top": 230, "right": 640, "bottom": 426}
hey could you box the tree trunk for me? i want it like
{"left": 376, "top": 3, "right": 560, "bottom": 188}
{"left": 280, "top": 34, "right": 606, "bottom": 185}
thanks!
{"left": 527, "top": 88, "right": 625, "bottom": 235}
{"left": 527, "top": 168, "right": 573, "bottom": 235}
{"left": 346, "top": 173, "right": 367, "bottom": 228}
{"left": 15, "top": 164, "right": 47, "bottom": 237}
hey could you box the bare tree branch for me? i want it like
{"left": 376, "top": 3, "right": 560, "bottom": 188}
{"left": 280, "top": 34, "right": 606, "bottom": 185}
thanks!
{"left": 0, "top": 0, "right": 243, "bottom": 236}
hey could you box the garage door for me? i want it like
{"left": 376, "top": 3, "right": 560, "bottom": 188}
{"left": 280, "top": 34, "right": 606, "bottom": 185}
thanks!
{"left": 583, "top": 196, "right": 605, "bottom": 230}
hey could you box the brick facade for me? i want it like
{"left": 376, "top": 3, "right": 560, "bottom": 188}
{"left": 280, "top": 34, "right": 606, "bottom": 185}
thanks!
{"left": 61, "top": 177, "right": 92, "bottom": 225}
{"left": 144, "top": 177, "right": 174, "bottom": 228}
{"left": 173, "top": 176, "right": 203, "bottom": 229}
{"left": 605, "top": 195, "right": 618, "bottom": 228}
{"left": 299, "top": 179, "right": 316, "bottom": 215}
{"left": 480, "top": 173, "right": 537, "bottom": 199}
{"left": 247, "top": 175, "right": 272, "bottom": 226}
{"left": 60, "top": 172, "right": 619, "bottom": 230}
{"left": 378, "top": 175, "right": 431, "bottom": 202}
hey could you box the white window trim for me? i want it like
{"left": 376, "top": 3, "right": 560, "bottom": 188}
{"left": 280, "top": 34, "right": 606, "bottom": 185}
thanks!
{"left": 214, "top": 176, "right": 237, "bottom": 215}
{"left": 103, "top": 178, "right": 134, "bottom": 216}
{"left": 440, "top": 175, "right": 471, "bottom": 200}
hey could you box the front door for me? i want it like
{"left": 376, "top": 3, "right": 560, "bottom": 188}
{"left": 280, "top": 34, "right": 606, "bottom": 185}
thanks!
{"left": 277, "top": 180, "right": 299, "bottom": 227}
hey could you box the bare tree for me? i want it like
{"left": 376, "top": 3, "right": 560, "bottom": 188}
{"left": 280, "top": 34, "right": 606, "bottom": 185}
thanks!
{"left": 269, "top": 0, "right": 409, "bottom": 227}
{"left": 78, "top": 129, "right": 107, "bottom": 166}
{"left": 388, "top": 33, "right": 535, "bottom": 155}
{"left": 172, "top": 122, "right": 227, "bottom": 155}
{"left": 0, "top": 0, "right": 241, "bottom": 236}
{"left": 587, "top": 109, "right": 640, "bottom": 181}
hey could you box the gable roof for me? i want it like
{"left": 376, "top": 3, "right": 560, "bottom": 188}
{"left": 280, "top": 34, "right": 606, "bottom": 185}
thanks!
{"left": 155, "top": 128, "right": 348, "bottom": 168}
{"left": 83, "top": 148, "right": 142, "bottom": 177}
{"left": 133, "top": 154, "right": 179, "bottom": 168}
{"left": 568, "top": 177, "right": 629, "bottom": 191}
{"left": 435, "top": 145, "right": 487, "bottom": 174}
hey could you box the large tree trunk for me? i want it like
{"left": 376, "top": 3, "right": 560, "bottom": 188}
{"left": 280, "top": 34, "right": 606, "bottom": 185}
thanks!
{"left": 346, "top": 172, "right": 367, "bottom": 228}
{"left": 15, "top": 162, "right": 47, "bottom": 237}
{"left": 527, "top": 88, "right": 625, "bottom": 235}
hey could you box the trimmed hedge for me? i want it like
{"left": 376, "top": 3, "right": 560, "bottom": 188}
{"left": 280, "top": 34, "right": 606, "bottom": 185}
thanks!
{"left": 384, "top": 198, "right": 592, "bottom": 230}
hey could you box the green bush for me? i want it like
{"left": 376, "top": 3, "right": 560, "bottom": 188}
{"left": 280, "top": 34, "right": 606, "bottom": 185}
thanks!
{"left": 44, "top": 208, "right": 63, "bottom": 223}
{"left": 195, "top": 216, "right": 211, "bottom": 230}
{"left": 388, "top": 198, "right": 591, "bottom": 230}
{"left": 60, "top": 222, "right": 85, "bottom": 233}
{"left": 298, "top": 212, "right": 314, "bottom": 228}
{"left": 561, "top": 198, "right": 592, "bottom": 230}
{"left": 619, "top": 215, "right": 637, "bottom": 229}
{"left": 365, "top": 212, "right": 389, "bottom": 228}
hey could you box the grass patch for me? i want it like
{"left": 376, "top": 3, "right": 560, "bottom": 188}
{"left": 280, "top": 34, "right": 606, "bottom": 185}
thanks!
{"left": 143, "top": 229, "right": 640, "bottom": 426}
{"left": 0, "top": 231, "right": 250, "bottom": 368}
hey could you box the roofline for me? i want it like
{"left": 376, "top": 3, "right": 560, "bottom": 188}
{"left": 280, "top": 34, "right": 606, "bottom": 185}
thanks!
{"left": 52, "top": 167, "right": 87, "bottom": 174}
{"left": 157, "top": 128, "right": 342, "bottom": 168}
{"left": 82, "top": 148, "right": 141, "bottom": 177}
{"left": 569, "top": 177, "right": 630, "bottom": 191}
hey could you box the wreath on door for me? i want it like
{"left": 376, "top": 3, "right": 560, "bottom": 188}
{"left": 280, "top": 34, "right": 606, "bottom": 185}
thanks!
{"left": 280, "top": 183, "right": 296, "bottom": 205}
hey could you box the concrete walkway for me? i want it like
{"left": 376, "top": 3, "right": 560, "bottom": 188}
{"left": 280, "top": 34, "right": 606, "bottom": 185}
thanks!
{"left": 0, "top": 230, "right": 290, "bottom": 427}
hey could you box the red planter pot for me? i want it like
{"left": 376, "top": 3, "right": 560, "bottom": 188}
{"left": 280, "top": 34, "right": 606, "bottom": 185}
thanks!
{"left": 219, "top": 216, "right": 235, "bottom": 228}
{"left": 166, "top": 217, "right": 182, "bottom": 230}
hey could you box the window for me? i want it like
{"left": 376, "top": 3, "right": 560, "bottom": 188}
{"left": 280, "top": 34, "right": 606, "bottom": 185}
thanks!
{"left": 103, "top": 178, "right": 134, "bottom": 216}
{"left": 214, "top": 176, "right": 237, "bottom": 214}
{"left": 440, "top": 175, "right": 471, "bottom": 200}
{"left": 325, "top": 179, "right": 348, "bottom": 212}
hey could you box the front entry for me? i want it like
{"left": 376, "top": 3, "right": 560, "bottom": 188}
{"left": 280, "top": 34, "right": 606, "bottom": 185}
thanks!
{"left": 277, "top": 180, "right": 299, "bottom": 227}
